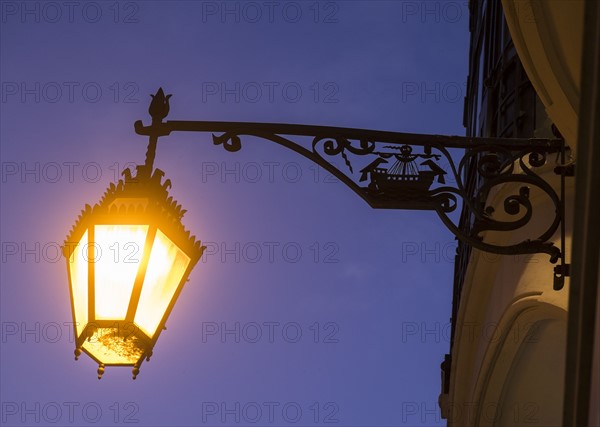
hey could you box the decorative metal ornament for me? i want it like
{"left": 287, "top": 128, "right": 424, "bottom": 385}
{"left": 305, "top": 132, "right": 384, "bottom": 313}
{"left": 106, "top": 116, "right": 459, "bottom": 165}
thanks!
{"left": 63, "top": 141, "right": 204, "bottom": 379}
{"left": 136, "top": 89, "right": 570, "bottom": 287}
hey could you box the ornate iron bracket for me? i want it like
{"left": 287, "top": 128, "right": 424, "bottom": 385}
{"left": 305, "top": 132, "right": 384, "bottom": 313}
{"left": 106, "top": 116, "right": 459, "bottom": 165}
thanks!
{"left": 135, "top": 89, "right": 571, "bottom": 289}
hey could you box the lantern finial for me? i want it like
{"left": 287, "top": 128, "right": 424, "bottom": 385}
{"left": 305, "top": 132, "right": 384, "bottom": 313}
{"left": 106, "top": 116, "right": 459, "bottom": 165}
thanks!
{"left": 97, "top": 364, "right": 105, "bottom": 380}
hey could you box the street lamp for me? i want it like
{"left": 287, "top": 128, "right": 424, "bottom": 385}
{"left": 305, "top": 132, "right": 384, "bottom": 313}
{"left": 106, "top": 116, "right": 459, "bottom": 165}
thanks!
{"left": 63, "top": 88, "right": 570, "bottom": 378}
{"left": 62, "top": 89, "right": 204, "bottom": 379}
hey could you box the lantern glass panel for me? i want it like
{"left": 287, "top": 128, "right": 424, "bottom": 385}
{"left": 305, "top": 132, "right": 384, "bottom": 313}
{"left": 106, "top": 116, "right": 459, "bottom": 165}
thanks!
{"left": 134, "top": 229, "right": 191, "bottom": 338}
{"left": 94, "top": 225, "right": 149, "bottom": 320}
{"left": 69, "top": 230, "right": 89, "bottom": 338}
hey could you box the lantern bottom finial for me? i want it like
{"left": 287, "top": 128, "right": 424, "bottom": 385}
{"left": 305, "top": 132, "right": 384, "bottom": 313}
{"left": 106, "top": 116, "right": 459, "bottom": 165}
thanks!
{"left": 97, "top": 364, "right": 105, "bottom": 380}
{"left": 132, "top": 363, "right": 141, "bottom": 380}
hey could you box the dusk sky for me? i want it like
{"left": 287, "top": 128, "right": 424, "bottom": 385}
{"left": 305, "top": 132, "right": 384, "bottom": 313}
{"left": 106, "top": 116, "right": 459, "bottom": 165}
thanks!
{"left": 1, "top": 2, "right": 469, "bottom": 426}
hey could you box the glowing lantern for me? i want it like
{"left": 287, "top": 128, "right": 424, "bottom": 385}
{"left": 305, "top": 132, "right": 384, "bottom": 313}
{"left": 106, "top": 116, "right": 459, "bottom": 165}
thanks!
{"left": 62, "top": 165, "right": 204, "bottom": 379}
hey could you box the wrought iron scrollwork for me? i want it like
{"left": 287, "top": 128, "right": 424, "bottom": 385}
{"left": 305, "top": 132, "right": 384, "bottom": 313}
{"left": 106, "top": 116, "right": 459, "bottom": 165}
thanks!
{"left": 213, "top": 133, "right": 242, "bottom": 152}
{"left": 135, "top": 89, "right": 569, "bottom": 275}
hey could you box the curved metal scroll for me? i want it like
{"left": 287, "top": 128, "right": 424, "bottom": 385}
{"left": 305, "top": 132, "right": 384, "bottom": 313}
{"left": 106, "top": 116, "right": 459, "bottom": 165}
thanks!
{"left": 210, "top": 131, "right": 562, "bottom": 262}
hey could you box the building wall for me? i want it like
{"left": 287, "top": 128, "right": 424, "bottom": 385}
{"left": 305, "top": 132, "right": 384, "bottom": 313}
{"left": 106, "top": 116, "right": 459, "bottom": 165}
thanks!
{"left": 448, "top": 178, "right": 572, "bottom": 426}
{"left": 445, "top": 1, "right": 580, "bottom": 425}
{"left": 501, "top": 0, "right": 584, "bottom": 149}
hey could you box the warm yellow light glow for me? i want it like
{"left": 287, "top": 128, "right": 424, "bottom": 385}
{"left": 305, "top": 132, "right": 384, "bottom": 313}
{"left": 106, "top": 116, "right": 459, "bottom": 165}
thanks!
{"left": 94, "top": 225, "right": 149, "bottom": 320}
{"left": 82, "top": 327, "right": 146, "bottom": 364}
{"left": 134, "top": 230, "right": 190, "bottom": 338}
{"left": 69, "top": 230, "right": 89, "bottom": 338}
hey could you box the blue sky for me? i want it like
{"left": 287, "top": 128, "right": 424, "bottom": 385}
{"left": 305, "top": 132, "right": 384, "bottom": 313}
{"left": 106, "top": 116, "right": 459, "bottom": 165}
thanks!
{"left": 1, "top": 2, "right": 469, "bottom": 426}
